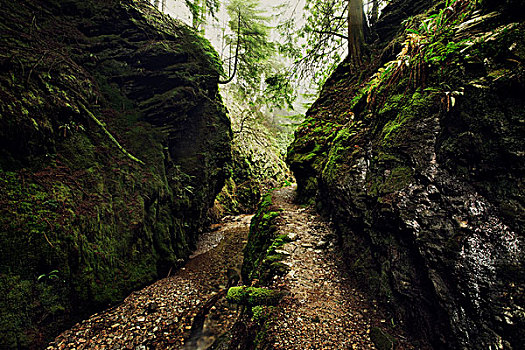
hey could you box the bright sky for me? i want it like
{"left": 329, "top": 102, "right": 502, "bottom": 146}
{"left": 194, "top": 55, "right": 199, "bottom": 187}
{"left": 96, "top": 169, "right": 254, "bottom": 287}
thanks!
{"left": 157, "top": 0, "right": 305, "bottom": 37}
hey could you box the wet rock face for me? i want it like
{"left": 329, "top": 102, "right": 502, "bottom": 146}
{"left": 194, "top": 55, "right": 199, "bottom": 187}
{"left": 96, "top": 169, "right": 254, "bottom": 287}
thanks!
{"left": 289, "top": 7, "right": 524, "bottom": 350}
{"left": 0, "top": 0, "right": 230, "bottom": 347}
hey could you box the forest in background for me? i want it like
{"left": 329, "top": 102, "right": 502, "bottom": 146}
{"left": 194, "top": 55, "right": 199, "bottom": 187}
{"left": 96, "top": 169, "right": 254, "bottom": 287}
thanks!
{"left": 148, "top": 0, "right": 395, "bottom": 213}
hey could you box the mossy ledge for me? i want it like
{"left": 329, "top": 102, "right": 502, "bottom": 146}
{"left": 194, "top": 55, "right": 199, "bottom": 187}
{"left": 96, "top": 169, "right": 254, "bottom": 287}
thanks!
{"left": 241, "top": 192, "right": 286, "bottom": 284}
{"left": 0, "top": 0, "right": 231, "bottom": 347}
{"left": 288, "top": 0, "right": 524, "bottom": 348}
{"left": 216, "top": 190, "right": 289, "bottom": 349}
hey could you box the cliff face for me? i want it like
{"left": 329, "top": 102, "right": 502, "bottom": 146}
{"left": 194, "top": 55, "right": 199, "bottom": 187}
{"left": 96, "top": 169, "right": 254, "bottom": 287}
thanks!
{"left": 289, "top": 1, "right": 524, "bottom": 349}
{"left": 0, "top": 0, "right": 230, "bottom": 347}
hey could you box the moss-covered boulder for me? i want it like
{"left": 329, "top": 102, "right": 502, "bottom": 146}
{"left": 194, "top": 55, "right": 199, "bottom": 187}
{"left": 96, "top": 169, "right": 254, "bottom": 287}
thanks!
{"left": 0, "top": 0, "right": 230, "bottom": 347}
{"left": 218, "top": 190, "right": 287, "bottom": 350}
{"left": 288, "top": 1, "right": 524, "bottom": 349}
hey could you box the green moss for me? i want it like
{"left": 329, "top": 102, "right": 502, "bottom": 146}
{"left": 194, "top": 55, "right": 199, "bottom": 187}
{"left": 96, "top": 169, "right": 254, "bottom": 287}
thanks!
{"left": 287, "top": 117, "right": 344, "bottom": 203}
{"left": 322, "top": 122, "right": 363, "bottom": 182}
{"left": 242, "top": 192, "right": 281, "bottom": 282}
{"left": 226, "top": 286, "right": 282, "bottom": 306}
{"left": 285, "top": 4, "right": 525, "bottom": 349}
{"left": 369, "top": 166, "right": 415, "bottom": 198}
{"left": 0, "top": 272, "right": 68, "bottom": 348}
{"left": 263, "top": 253, "right": 286, "bottom": 264}
{"left": 251, "top": 305, "right": 268, "bottom": 322}
{"left": 249, "top": 305, "right": 277, "bottom": 348}
{"left": 379, "top": 91, "right": 435, "bottom": 142}
{"left": 191, "top": 34, "right": 224, "bottom": 77}
{"left": 214, "top": 149, "right": 263, "bottom": 216}
{"left": 0, "top": 0, "right": 231, "bottom": 347}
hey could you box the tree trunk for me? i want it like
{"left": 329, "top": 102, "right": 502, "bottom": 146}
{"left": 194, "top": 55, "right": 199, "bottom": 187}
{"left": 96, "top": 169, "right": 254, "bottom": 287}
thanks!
{"left": 348, "top": 0, "right": 364, "bottom": 67}
{"left": 370, "top": 0, "right": 379, "bottom": 25}
{"left": 219, "top": 12, "right": 241, "bottom": 85}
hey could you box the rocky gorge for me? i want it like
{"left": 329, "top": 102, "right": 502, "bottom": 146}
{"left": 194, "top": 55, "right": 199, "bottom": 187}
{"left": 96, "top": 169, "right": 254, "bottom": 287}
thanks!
{"left": 0, "top": 0, "right": 230, "bottom": 347}
{"left": 0, "top": 0, "right": 523, "bottom": 349}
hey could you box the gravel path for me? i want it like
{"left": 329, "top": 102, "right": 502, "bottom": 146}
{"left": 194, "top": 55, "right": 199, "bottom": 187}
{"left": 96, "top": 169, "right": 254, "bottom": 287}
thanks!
{"left": 47, "top": 214, "right": 252, "bottom": 350}
{"left": 47, "top": 186, "right": 417, "bottom": 349}
{"left": 265, "top": 186, "right": 416, "bottom": 350}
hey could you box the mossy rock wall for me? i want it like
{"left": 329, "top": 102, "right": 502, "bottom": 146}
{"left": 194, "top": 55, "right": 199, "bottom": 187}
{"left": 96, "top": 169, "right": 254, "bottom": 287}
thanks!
{"left": 214, "top": 147, "right": 266, "bottom": 216}
{"left": 288, "top": 1, "right": 524, "bottom": 349}
{"left": 0, "top": 0, "right": 231, "bottom": 348}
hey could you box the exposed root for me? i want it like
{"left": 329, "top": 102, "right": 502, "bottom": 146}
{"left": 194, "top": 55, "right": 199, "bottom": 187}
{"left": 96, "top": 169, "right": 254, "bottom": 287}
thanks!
{"left": 78, "top": 102, "right": 145, "bottom": 166}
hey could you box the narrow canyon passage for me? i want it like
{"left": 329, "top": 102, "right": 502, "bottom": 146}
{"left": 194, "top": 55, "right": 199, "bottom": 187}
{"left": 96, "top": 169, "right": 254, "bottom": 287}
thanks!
{"left": 2, "top": 1, "right": 523, "bottom": 348}
{"left": 252, "top": 186, "right": 416, "bottom": 350}
{"left": 47, "top": 187, "right": 416, "bottom": 349}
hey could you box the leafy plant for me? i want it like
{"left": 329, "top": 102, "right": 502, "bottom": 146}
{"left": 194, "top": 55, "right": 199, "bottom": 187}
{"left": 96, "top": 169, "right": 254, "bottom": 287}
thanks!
{"left": 363, "top": 0, "right": 476, "bottom": 105}
{"left": 37, "top": 269, "right": 59, "bottom": 282}
{"left": 58, "top": 121, "right": 85, "bottom": 137}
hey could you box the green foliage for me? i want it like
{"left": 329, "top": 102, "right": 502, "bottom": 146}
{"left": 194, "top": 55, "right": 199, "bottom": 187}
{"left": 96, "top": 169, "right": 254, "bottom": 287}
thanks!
{"left": 283, "top": 0, "right": 347, "bottom": 90}
{"left": 264, "top": 73, "right": 296, "bottom": 110}
{"left": 216, "top": 79, "right": 295, "bottom": 215}
{"left": 223, "top": 0, "right": 275, "bottom": 95}
{"left": 275, "top": 0, "right": 385, "bottom": 93}
{"left": 404, "top": 0, "right": 475, "bottom": 63}
{"left": 185, "top": 0, "right": 221, "bottom": 31}
{"left": 362, "top": 0, "right": 477, "bottom": 105}
{"left": 226, "top": 286, "right": 282, "bottom": 306}
{"left": 37, "top": 270, "right": 60, "bottom": 282}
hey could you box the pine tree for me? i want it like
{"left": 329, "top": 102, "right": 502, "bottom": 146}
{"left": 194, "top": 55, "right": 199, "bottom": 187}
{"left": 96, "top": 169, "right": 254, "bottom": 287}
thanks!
{"left": 185, "top": 0, "right": 220, "bottom": 33}
{"left": 219, "top": 0, "right": 274, "bottom": 90}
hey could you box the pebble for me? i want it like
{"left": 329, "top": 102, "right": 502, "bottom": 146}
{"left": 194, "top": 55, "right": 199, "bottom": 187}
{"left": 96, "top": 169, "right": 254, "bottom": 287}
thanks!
{"left": 47, "top": 187, "right": 418, "bottom": 350}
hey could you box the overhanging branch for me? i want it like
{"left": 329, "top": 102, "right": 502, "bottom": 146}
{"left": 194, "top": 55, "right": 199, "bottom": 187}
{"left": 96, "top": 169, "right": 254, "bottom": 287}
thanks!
{"left": 313, "top": 30, "right": 348, "bottom": 40}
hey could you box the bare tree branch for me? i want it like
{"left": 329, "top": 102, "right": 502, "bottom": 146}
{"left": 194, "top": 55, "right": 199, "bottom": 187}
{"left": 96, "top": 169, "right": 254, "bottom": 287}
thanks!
{"left": 313, "top": 30, "right": 348, "bottom": 40}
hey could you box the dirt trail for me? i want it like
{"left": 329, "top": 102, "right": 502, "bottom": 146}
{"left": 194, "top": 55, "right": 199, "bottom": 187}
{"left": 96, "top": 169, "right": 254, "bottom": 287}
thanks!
{"left": 48, "top": 186, "right": 416, "bottom": 349}
{"left": 47, "top": 214, "right": 252, "bottom": 350}
{"left": 264, "top": 186, "right": 415, "bottom": 350}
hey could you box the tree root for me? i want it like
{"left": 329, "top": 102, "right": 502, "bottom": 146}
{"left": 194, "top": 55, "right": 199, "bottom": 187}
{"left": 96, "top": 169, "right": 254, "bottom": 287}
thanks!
{"left": 78, "top": 102, "right": 145, "bottom": 166}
